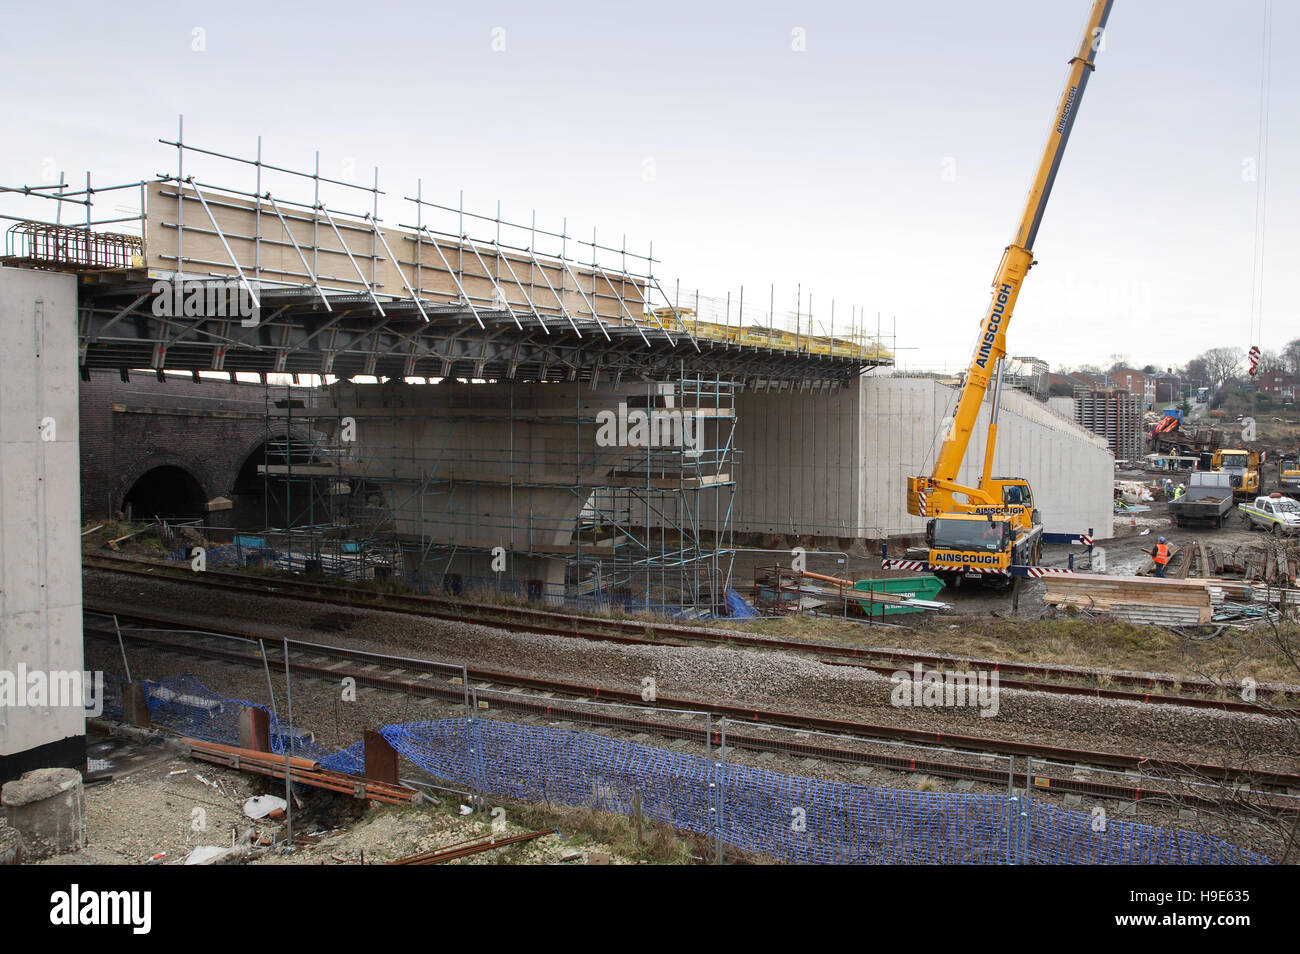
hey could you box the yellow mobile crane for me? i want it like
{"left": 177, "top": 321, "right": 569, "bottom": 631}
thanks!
{"left": 903, "top": 0, "right": 1111, "bottom": 585}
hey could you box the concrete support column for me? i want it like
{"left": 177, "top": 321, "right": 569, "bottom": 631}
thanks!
{"left": 0, "top": 267, "right": 86, "bottom": 784}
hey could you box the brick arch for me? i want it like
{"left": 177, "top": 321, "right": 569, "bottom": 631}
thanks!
{"left": 226, "top": 425, "right": 324, "bottom": 497}
{"left": 113, "top": 454, "right": 212, "bottom": 517}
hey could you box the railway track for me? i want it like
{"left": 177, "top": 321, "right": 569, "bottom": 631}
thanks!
{"left": 83, "top": 606, "right": 1300, "bottom": 814}
{"left": 83, "top": 553, "right": 1300, "bottom": 717}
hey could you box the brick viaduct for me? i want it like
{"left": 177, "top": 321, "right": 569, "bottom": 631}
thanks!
{"left": 79, "top": 370, "right": 317, "bottom": 523}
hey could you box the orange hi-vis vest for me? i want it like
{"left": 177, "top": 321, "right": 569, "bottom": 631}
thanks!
{"left": 1154, "top": 542, "right": 1170, "bottom": 566}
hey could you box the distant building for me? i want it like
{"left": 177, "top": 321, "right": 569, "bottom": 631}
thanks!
{"left": 1107, "top": 367, "right": 1156, "bottom": 410}
{"left": 1153, "top": 372, "right": 1182, "bottom": 404}
{"left": 1048, "top": 371, "right": 1100, "bottom": 396}
{"left": 1257, "top": 369, "right": 1298, "bottom": 400}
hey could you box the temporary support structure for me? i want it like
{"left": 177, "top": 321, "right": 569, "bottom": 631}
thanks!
{"left": 1073, "top": 387, "right": 1144, "bottom": 461}
{"left": 252, "top": 375, "right": 739, "bottom": 615}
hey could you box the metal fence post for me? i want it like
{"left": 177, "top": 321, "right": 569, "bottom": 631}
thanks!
{"left": 257, "top": 638, "right": 278, "bottom": 717}
{"left": 1021, "top": 755, "right": 1033, "bottom": 864}
{"left": 468, "top": 686, "right": 480, "bottom": 812}
{"left": 1006, "top": 755, "right": 1017, "bottom": 865}
{"left": 716, "top": 716, "right": 727, "bottom": 865}
{"left": 112, "top": 615, "right": 132, "bottom": 684}
{"left": 282, "top": 636, "right": 294, "bottom": 849}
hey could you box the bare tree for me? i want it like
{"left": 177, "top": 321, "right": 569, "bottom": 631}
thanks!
{"left": 1183, "top": 357, "right": 1210, "bottom": 389}
{"left": 1282, "top": 338, "right": 1300, "bottom": 377}
{"left": 1255, "top": 349, "right": 1286, "bottom": 376}
{"left": 1201, "top": 347, "right": 1244, "bottom": 387}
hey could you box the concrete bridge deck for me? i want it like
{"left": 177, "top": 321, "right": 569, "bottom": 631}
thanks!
{"left": 76, "top": 270, "right": 883, "bottom": 387}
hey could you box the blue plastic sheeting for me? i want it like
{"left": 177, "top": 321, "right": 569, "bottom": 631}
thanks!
{"left": 115, "top": 672, "right": 1272, "bottom": 865}
{"left": 169, "top": 545, "right": 278, "bottom": 568}
{"left": 725, "top": 588, "right": 760, "bottom": 618}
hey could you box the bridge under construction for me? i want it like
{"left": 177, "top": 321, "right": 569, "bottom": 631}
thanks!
{"left": 0, "top": 125, "right": 1111, "bottom": 653}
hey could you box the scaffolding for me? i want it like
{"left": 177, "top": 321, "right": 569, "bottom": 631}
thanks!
{"left": 252, "top": 376, "right": 737, "bottom": 615}
{"left": 2, "top": 120, "right": 893, "bottom": 379}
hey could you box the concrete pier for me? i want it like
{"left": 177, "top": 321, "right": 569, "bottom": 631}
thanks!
{"left": 0, "top": 267, "right": 86, "bottom": 783}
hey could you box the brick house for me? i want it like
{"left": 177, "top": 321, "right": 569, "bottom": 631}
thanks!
{"left": 1107, "top": 368, "right": 1156, "bottom": 410}
{"left": 1153, "top": 372, "right": 1182, "bottom": 404}
{"left": 1257, "top": 369, "right": 1298, "bottom": 399}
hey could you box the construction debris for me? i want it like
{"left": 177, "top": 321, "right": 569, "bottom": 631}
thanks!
{"left": 242, "top": 795, "right": 287, "bottom": 820}
{"left": 1201, "top": 538, "right": 1299, "bottom": 586}
{"left": 1114, "top": 480, "right": 1154, "bottom": 505}
{"left": 387, "top": 829, "right": 554, "bottom": 865}
{"left": 185, "top": 739, "right": 418, "bottom": 806}
{"left": 1046, "top": 536, "right": 1300, "bottom": 628}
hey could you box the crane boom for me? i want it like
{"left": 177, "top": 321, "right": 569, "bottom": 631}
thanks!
{"left": 929, "top": 0, "right": 1113, "bottom": 490}
{"left": 901, "top": 0, "right": 1113, "bottom": 588}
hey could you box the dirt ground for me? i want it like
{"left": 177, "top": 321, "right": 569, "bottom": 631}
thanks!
{"left": 33, "top": 729, "right": 667, "bottom": 866}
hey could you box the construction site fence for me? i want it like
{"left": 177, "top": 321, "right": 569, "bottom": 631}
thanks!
{"left": 98, "top": 672, "right": 1271, "bottom": 865}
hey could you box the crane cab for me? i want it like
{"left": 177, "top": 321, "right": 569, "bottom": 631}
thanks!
{"left": 907, "top": 477, "right": 1039, "bottom": 533}
{"left": 984, "top": 478, "right": 1040, "bottom": 533}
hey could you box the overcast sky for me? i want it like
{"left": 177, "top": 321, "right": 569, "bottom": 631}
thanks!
{"left": 3, "top": 0, "right": 1294, "bottom": 373}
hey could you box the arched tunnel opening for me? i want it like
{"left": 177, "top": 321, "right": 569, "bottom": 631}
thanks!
{"left": 121, "top": 466, "right": 207, "bottom": 520}
{"left": 231, "top": 435, "right": 335, "bottom": 530}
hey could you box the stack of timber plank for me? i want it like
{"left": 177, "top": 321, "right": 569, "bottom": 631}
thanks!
{"left": 1200, "top": 540, "right": 1298, "bottom": 586}
{"left": 1188, "top": 578, "right": 1300, "bottom": 609}
{"left": 1042, "top": 573, "right": 1212, "bottom": 625}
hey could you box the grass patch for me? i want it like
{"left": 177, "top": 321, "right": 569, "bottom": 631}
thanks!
{"left": 497, "top": 797, "right": 702, "bottom": 865}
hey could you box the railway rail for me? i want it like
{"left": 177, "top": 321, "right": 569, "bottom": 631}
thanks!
{"left": 83, "top": 553, "right": 1300, "bottom": 717}
{"left": 83, "top": 605, "right": 1300, "bottom": 815}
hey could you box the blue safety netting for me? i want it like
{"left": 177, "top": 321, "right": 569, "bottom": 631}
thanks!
{"left": 107, "top": 672, "right": 1273, "bottom": 865}
{"left": 378, "top": 718, "right": 1271, "bottom": 865}
{"left": 137, "top": 673, "right": 362, "bottom": 774}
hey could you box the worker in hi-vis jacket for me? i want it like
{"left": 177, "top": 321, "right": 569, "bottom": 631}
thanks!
{"left": 1151, "top": 537, "right": 1170, "bottom": 578}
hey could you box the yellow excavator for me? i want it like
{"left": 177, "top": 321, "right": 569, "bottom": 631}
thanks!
{"left": 902, "top": 0, "right": 1111, "bottom": 585}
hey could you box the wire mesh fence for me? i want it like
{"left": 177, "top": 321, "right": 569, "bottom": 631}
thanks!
{"left": 96, "top": 662, "right": 1274, "bottom": 865}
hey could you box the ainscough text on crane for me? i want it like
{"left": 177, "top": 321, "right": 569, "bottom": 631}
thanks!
{"left": 975, "top": 284, "right": 1014, "bottom": 370}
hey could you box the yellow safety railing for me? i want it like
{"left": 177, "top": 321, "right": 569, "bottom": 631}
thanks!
{"left": 645, "top": 308, "right": 892, "bottom": 362}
